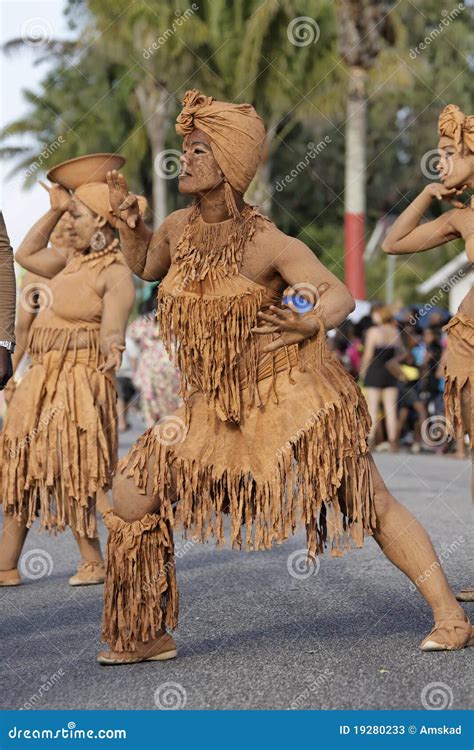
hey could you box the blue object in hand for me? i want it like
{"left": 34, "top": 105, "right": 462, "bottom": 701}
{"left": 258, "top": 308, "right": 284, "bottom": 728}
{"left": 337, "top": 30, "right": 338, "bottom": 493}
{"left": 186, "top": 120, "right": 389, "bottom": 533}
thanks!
{"left": 282, "top": 294, "right": 315, "bottom": 314}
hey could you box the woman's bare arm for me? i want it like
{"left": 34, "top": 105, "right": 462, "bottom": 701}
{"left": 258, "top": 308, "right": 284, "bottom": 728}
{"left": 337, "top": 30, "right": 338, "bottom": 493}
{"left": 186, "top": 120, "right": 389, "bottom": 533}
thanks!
{"left": 16, "top": 185, "right": 71, "bottom": 277}
{"left": 273, "top": 235, "right": 355, "bottom": 330}
{"left": 118, "top": 217, "right": 171, "bottom": 281}
{"left": 359, "top": 327, "right": 376, "bottom": 379}
{"left": 97, "top": 261, "right": 136, "bottom": 370}
{"left": 382, "top": 185, "right": 460, "bottom": 255}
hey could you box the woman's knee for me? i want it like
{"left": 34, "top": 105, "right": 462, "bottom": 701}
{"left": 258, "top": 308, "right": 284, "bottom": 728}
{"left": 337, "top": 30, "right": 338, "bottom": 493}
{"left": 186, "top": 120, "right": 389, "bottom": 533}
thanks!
{"left": 111, "top": 460, "right": 177, "bottom": 523}
{"left": 111, "top": 469, "right": 159, "bottom": 522}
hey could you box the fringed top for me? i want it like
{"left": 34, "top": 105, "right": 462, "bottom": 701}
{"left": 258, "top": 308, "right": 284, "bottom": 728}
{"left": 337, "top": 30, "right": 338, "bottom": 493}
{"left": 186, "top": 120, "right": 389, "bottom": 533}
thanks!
{"left": 156, "top": 204, "right": 321, "bottom": 424}
{"left": 26, "top": 242, "right": 126, "bottom": 369}
{"left": 172, "top": 203, "right": 271, "bottom": 284}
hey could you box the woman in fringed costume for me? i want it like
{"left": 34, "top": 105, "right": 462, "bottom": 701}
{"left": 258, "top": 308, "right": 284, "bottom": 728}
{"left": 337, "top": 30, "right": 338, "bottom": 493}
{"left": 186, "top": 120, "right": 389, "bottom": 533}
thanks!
{"left": 98, "top": 91, "right": 472, "bottom": 664}
{"left": 384, "top": 104, "right": 474, "bottom": 603}
{"left": 0, "top": 154, "right": 136, "bottom": 587}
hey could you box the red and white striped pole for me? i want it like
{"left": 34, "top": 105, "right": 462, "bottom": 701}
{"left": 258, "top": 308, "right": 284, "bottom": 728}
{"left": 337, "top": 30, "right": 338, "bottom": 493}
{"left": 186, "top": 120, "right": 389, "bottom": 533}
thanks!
{"left": 344, "top": 68, "right": 367, "bottom": 300}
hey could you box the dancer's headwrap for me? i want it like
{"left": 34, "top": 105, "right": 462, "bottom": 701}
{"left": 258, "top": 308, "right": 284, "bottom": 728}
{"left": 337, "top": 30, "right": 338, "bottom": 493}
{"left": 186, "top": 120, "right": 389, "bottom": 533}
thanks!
{"left": 175, "top": 89, "right": 266, "bottom": 218}
{"left": 438, "top": 104, "right": 474, "bottom": 154}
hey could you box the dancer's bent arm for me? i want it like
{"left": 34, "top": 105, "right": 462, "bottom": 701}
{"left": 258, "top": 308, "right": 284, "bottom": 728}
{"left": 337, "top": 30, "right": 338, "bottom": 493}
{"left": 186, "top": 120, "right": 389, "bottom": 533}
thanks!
{"left": 382, "top": 184, "right": 460, "bottom": 255}
{"left": 15, "top": 186, "right": 71, "bottom": 277}
{"left": 274, "top": 235, "right": 355, "bottom": 330}
{"left": 253, "top": 234, "right": 355, "bottom": 353}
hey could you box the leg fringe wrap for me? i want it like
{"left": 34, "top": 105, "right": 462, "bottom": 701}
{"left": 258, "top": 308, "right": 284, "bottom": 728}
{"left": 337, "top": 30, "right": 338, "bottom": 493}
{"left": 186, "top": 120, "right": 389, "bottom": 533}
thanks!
{"left": 101, "top": 509, "right": 178, "bottom": 652}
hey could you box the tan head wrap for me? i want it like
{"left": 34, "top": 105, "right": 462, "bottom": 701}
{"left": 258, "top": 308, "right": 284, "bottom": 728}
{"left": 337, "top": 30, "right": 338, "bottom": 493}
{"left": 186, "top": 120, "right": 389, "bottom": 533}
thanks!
{"left": 175, "top": 89, "right": 266, "bottom": 202}
{"left": 438, "top": 104, "right": 474, "bottom": 154}
{"left": 74, "top": 183, "right": 148, "bottom": 226}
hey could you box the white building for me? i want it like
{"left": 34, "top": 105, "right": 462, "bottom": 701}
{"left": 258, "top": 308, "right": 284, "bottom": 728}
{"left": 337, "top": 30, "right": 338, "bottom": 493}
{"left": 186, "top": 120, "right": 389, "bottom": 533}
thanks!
{"left": 417, "top": 251, "right": 473, "bottom": 314}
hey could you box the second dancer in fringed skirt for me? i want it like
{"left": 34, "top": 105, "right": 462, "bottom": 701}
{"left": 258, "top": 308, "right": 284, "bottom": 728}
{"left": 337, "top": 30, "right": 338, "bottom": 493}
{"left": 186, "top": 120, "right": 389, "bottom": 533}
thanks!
{"left": 0, "top": 156, "right": 136, "bottom": 587}
{"left": 384, "top": 104, "right": 474, "bottom": 602}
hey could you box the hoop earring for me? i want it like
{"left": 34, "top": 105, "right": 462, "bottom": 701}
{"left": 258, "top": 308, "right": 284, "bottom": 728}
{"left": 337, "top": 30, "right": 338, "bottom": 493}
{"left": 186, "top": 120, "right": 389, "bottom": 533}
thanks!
{"left": 90, "top": 230, "right": 107, "bottom": 251}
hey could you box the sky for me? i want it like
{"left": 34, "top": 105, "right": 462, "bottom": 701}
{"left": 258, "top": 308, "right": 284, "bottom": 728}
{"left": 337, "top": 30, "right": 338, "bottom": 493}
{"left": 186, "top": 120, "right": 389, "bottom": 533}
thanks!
{"left": 0, "top": 0, "right": 69, "bottom": 248}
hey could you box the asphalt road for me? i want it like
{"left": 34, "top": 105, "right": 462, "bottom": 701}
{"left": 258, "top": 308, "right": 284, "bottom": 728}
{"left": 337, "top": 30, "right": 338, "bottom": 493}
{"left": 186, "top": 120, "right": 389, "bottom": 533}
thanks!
{"left": 1, "top": 419, "right": 472, "bottom": 711}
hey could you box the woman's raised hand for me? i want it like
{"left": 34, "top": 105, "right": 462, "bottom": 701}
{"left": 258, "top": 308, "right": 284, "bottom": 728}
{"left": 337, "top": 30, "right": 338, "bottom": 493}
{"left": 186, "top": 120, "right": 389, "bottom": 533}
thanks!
{"left": 39, "top": 181, "right": 71, "bottom": 212}
{"left": 107, "top": 170, "right": 140, "bottom": 228}
{"left": 423, "top": 182, "right": 467, "bottom": 209}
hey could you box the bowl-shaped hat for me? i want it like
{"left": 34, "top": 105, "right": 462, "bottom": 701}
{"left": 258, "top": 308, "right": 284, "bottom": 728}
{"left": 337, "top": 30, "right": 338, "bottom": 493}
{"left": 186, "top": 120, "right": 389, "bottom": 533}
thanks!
{"left": 46, "top": 153, "right": 126, "bottom": 190}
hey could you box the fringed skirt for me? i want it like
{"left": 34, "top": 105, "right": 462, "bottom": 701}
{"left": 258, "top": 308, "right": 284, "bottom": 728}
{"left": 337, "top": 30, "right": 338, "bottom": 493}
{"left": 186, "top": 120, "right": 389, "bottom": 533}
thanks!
{"left": 119, "top": 337, "right": 377, "bottom": 559}
{"left": 1, "top": 348, "right": 118, "bottom": 538}
{"left": 443, "top": 313, "right": 474, "bottom": 442}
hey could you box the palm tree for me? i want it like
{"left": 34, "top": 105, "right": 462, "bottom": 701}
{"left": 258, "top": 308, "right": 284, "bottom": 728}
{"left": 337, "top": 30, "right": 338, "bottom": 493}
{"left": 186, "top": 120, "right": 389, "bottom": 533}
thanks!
{"left": 88, "top": 0, "right": 343, "bottom": 218}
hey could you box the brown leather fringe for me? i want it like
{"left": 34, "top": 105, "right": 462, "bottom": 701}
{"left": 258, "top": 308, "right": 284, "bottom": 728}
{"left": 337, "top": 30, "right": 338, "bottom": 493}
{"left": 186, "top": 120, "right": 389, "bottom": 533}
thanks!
{"left": 172, "top": 202, "right": 269, "bottom": 283}
{"left": 28, "top": 324, "right": 102, "bottom": 369}
{"left": 443, "top": 312, "right": 474, "bottom": 440}
{"left": 1, "top": 327, "right": 117, "bottom": 538}
{"left": 118, "top": 391, "right": 376, "bottom": 558}
{"left": 101, "top": 509, "right": 178, "bottom": 652}
{"left": 156, "top": 285, "right": 264, "bottom": 423}
{"left": 444, "top": 374, "right": 473, "bottom": 442}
